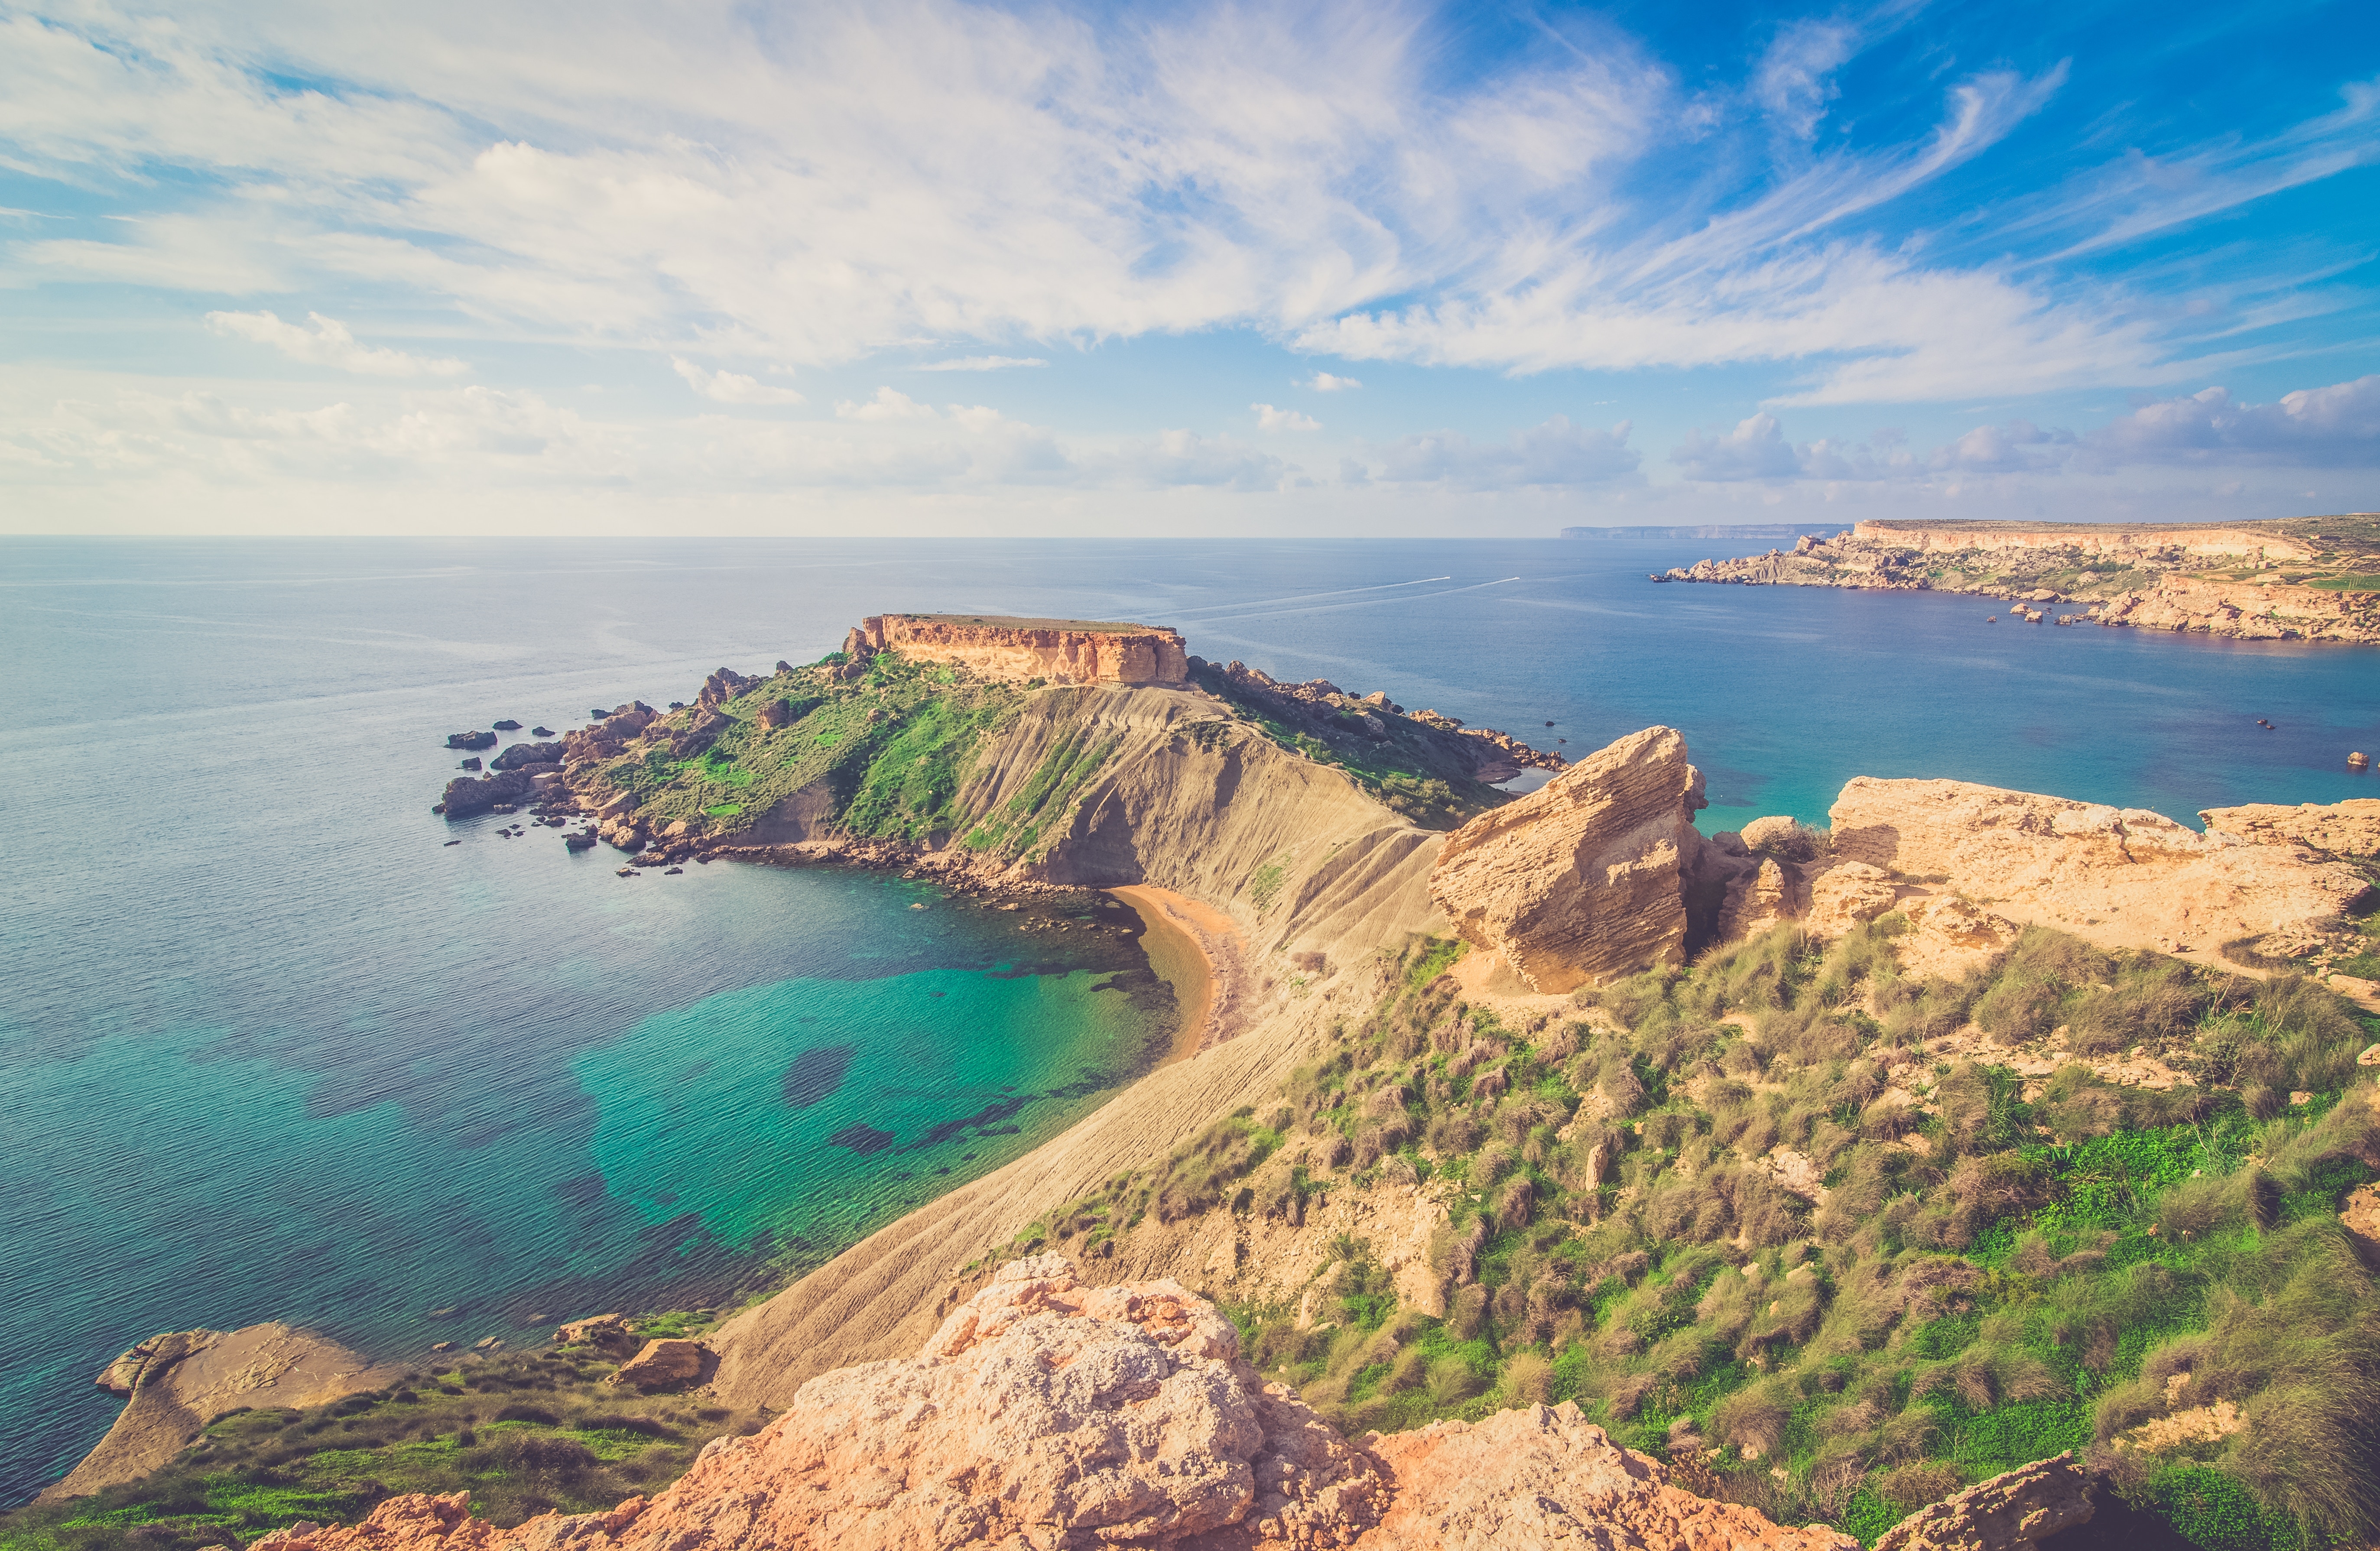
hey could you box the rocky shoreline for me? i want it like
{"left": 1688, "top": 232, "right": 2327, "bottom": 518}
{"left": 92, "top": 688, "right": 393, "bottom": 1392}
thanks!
{"left": 1657, "top": 516, "right": 2380, "bottom": 646}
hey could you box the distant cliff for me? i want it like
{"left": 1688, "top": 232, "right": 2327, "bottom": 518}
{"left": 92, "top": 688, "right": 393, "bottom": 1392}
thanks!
{"left": 1652, "top": 516, "right": 2380, "bottom": 645}
{"left": 847, "top": 613, "right": 1188, "bottom": 685}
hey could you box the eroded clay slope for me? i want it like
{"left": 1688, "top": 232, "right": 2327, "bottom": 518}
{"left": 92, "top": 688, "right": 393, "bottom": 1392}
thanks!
{"left": 253, "top": 1258, "right": 1849, "bottom": 1551}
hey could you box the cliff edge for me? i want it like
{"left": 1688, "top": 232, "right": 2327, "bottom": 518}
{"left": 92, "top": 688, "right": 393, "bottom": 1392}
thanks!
{"left": 249, "top": 1256, "right": 1852, "bottom": 1551}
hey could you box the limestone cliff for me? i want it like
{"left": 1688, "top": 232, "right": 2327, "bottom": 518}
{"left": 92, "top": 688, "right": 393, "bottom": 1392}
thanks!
{"left": 1425, "top": 727, "right": 1712, "bottom": 993}
{"left": 1656, "top": 515, "right": 2380, "bottom": 646}
{"left": 852, "top": 613, "right": 1189, "bottom": 685}
{"left": 249, "top": 1257, "right": 1850, "bottom": 1551}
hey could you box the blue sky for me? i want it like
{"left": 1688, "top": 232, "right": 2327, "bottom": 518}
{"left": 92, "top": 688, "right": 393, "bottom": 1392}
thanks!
{"left": 2, "top": 0, "right": 2376, "bottom": 535}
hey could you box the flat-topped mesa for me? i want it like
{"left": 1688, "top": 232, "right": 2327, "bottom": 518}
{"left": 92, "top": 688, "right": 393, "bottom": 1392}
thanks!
{"left": 1851, "top": 519, "right": 2321, "bottom": 563}
{"left": 844, "top": 613, "right": 1188, "bottom": 685}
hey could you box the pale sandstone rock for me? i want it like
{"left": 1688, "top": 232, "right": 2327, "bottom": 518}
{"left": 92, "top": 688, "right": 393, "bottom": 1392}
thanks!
{"left": 1428, "top": 727, "right": 1709, "bottom": 993}
{"left": 1872, "top": 1451, "right": 2093, "bottom": 1551}
{"left": 2199, "top": 798, "right": 2380, "bottom": 859}
{"left": 857, "top": 613, "right": 1189, "bottom": 686}
{"left": 250, "top": 1258, "right": 1834, "bottom": 1551}
{"left": 1739, "top": 815, "right": 1825, "bottom": 861}
{"left": 604, "top": 1339, "right": 709, "bottom": 1392}
{"left": 1718, "top": 857, "right": 1804, "bottom": 941}
{"left": 552, "top": 1314, "right": 633, "bottom": 1354}
{"left": 1823, "top": 778, "right": 2374, "bottom": 960}
{"left": 1357, "top": 1402, "right": 1853, "bottom": 1551}
{"left": 43, "top": 1324, "right": 398, "bottom": 1504}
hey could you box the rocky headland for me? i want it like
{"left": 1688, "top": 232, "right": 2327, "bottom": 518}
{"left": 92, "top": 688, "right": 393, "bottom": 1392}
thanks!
{"left": 1656, "top": 515, "right": 2380, "bottom": 646}
{"left": 39, "top": 1326, "right": 399, "bottom": 1504}
{"left": 23, "top": 609, "right": 2380, "bottom": 1551}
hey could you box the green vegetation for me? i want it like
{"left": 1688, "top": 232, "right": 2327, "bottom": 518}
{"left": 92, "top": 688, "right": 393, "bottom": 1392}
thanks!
{"left": 1023, "top": 926, "right": 2380, "bottom": 1548}
{"left": 1185, "top": 662, "right": 1509, "bottom": 828}
{"left": 592, "top": 651, "right": 1024, "bottom": 845}
{"left": 2306, "top": 575, "right": 2380, "bottom": 592}
{"left": 0, "top": 1321, "right": 760, "bottom": 1551}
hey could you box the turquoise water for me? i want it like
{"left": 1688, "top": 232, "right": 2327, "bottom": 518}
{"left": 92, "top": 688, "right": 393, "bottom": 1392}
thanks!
{"left": 3, "top": 537, "right": 2374, "bottom": 1506}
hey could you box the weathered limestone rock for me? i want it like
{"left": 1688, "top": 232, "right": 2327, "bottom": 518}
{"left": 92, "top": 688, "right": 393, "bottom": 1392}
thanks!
{"left": 42, "top": 1325, "right": 397, "bottom": 1504}
{"left": 445, "top": 730, "right": 497, "bottom": 750}
{"left": 2199, "top": 798, "right": 2380, "bottom": 859}
{"left": 855, "top": 613, "right": 1189, "bottom": 685}
{"left": 1824, "top": 778, "right": 2376, "bottom": 960}
{"left": 1428, "top": 727, "right": 1709, "bottom": 993}
{"left": 1718, "top": 856, "right": 1805, "bottom": 941}
{"left": 490, "top": 740, "right": 565, "bottom": 771}
{"left": 248, "top": 1257, "right": 1836, "bottom": 1551}
{"left": 1872, "top": 1451, "right": 2093, "bottom": 1551}
{"left": 441, "top": 769, "right": 532, "bottom": 818}
{"left": 605, "top": 1338, "right": 711, "bottom": 1392}
{"left": 552, "top": 1314, "right": 634, "bottom": 1356}
{"left": 1362, "top": 1402, "right": 1854, "bottom": 1551}
{"left": 1739, "top": 815, "right": 1826, "bottom": 860}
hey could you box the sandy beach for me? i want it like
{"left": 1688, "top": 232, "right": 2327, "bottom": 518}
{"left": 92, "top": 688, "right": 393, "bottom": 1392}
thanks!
{"left": 1109, "top": 885, "right": 1244, "bottom": 1061}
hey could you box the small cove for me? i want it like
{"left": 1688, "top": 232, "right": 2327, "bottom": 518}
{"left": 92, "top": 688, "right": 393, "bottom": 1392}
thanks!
{"left": 4, "top": 535, "right": 2374, "bottom": 1506}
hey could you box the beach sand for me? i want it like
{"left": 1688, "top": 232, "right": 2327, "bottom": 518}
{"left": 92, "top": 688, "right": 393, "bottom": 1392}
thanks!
{"left": 1110, "top": 885, "right": 1244, "bottom": 1061}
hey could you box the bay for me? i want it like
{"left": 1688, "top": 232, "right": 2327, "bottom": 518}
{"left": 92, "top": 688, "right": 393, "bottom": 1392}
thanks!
{"left": 3, "top": 535, "right": 2372, "bottom": 1507}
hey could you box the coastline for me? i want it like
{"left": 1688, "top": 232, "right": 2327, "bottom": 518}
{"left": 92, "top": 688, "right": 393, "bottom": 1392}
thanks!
{"left": 1109, "top": 884, "right": 1240, "bottom": 1061}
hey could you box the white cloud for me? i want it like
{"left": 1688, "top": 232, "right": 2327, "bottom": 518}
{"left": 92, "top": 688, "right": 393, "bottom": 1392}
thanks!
{"left": 1752, "top": 19, "right": 1860, "bottom": 142}
{"left": 1253, "top": 402, "right": 1321, "bottom": 432}
{"left": 836, "top": 386, "right": 936, "bottom": 421}
{"left": 917, "top": 356, "right": 1049, "bottom": 371}
{"left": 206, "top": 310, "right": 468, "bottom": 376}
{"left": 2075, "top": 377, "right": 2380, "bottom": 470}
{"left": 0, "top": 3, "right": 2192, "bottom": 404}
{"left": 671, "top": 357, "right": 806, "bottom": 406}
{"left": 1360, "top": 415, "right": 1639, "bottom": 488}
{"left": 1299, "top": 371, "right": 1361, "bottom": 391}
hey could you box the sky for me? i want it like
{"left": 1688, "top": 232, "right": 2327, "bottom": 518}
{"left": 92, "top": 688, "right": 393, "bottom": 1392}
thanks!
{"left": 2, "top": 0, "right": 2377, "bottom": 536}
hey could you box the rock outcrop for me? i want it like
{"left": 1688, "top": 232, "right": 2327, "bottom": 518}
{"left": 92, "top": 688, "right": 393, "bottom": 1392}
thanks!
{"left": 1822, "top": 778, "right": 2376, "bottom": 961}
{"left": 854, "top": 613, "right": 1190, "bottom": 685}
{"left": 605, "top": 1338, "right": 711, "bottom": 1392}
{"left": 39, "top": 1324, "right": 397, "bottom": 1504}
{"left": 247, "top": 1257, "right": 1841, "bottom": 1551}
{"left": 441, "top": 769, "right": 534, "bottom": 818}
{"left": 490, "top": 740, "right": 565, "bottom": 771}
{"left": 1427, "top": 727, "right": 1709, "bottom": 992}
{"left": 1872, "top": 1452, "right": 2093, "bottom": 1551}
{"left": 445, "top": 730, "right": 497, "bottom": 750}
{"left": 2200, "top": 798, "right": 2380, "bottom": 859}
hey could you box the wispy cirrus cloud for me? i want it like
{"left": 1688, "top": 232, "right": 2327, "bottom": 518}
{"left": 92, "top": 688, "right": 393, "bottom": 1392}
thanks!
{"left": 207, "top": 310, "right": 468, "bottom": 376}
{"left": 916, "top": 355, "right": 1049, "bottom": 371}
{"left": 672, "top": 357, "right": 805, "bottom": 406}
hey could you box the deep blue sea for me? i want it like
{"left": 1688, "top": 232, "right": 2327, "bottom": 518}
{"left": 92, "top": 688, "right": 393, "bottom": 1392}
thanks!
{"left": 3, "top": 536, "right": 2374, "bottom": 1506}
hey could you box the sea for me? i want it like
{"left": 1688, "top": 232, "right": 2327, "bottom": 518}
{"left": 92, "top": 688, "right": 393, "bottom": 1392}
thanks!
{"left": 3, "top": 536, "right": 2374, "bottom": 1506}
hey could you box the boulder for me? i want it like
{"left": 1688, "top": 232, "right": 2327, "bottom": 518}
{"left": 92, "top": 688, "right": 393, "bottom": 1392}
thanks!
{"left": 755, "top": 698, "right": 793, "bottom": 731}
{"left": 245, "top": 1257, "right": 1841, "bottom": 1551}
{"left": 1428, "top": 727, "right": 1710, "bottom": 992}
{"left": 1739, "top": 815, "right": 1825, "bottom": 861}
{"left": 531, "top": 726, "right": 555, "bottom": 738}
{"left": 1873, "top": 1451, "right": 2092, "bottom": 1551}
{"left": 490, "top": 741, "right": 565, "bottom": 771}
{"left": 440, "top": 770, "right": 531, "bottom": 818}
{"left": 605, "top": 1338, "right": 711, "bottom": 1393}
{"left": 492, "top": 720, "right": 522, "bottom": 732}
{"left": 445, "top": 731, "right": 497, "bottom": 750}
{"left": 459, "top": 757, "right": 481, "bottom": 772}
{"left": 553, "top": 1314, "right": 635, "bottom": 1356}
